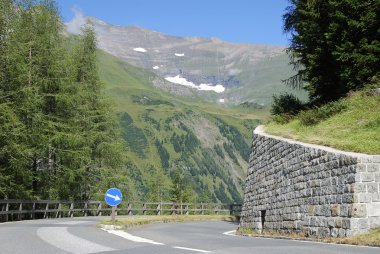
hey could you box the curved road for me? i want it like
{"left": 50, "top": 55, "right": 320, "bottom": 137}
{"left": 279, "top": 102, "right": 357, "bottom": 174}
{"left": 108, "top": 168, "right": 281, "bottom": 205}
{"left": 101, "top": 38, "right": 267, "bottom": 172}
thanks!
{"left": 0, "top": 217, "right": 378, "bottom": 254}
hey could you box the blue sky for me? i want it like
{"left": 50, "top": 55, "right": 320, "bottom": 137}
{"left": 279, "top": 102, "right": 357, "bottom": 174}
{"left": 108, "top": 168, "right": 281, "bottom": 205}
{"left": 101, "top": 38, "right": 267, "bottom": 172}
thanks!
{"left": 57, "top": 0, "right": 290, "bottom": 46}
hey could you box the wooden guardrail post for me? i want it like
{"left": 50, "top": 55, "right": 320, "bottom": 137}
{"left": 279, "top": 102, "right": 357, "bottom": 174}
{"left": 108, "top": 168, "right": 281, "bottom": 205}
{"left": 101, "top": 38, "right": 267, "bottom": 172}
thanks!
{"left": 31, "top": 202, "right": 36, "bottom": 220}
{"left": 83, "top": 202, "right": 88, "bottom": 217}
{"left": 69, "top": 202, "right": 74, "bottom": 218}
{"left": 143, "top": 203, "right": 147, "bottom": 215}
{"left": 127, "top": 202, "right": 132, "bottom": 215}
{"left": 18, "top": 203, "right": 22, "bottom": 221}
{"left": 97, "top": 202, "right": 102, "bottom": 216}
{"left": 5, "top": 202, "right": 9, "bottom": 222}
{"left": 44, "top": 203, "right": 49, "bottom": 219}
{"left": 156, "top": 203, "right": 161, "bottom": 215}
{"left": 56, "top": 203, "right": 61, "bottom": 218}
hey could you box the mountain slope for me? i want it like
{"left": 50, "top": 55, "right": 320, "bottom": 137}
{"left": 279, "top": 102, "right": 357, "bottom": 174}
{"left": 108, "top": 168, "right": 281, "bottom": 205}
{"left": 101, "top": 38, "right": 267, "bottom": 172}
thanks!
{"left": 67, "top": 16, "right": 305, "bottom": 106}
{"left": 97, "top": 49, "right": 265, "bottom": 203}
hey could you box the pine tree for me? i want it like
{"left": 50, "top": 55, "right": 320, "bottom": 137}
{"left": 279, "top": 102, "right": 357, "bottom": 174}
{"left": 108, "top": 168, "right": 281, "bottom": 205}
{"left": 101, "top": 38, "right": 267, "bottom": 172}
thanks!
{"left": 284, "top": 0, "right": 380, "bottom": 104}
{"left": 69, "top": 24, "right": 125, "bottom": 200}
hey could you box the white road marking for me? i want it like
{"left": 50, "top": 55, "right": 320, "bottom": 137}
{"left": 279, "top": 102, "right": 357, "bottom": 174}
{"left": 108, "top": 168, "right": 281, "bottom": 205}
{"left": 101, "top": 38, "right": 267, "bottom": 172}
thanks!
{"left": 173, "top": 246, "right": 212, "bottom": 253}
{"left": 102, "top": 229, "right": 164, "bottom": 245}
{"left": 37, "top": 227, "right": 115, "bottom": 254}
{"left": 223, "top": 230, "right": 238, "bottom": 236}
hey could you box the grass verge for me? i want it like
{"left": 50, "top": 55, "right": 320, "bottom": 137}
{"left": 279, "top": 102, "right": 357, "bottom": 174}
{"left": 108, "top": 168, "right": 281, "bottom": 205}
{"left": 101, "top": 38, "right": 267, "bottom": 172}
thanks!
{"left": 266, "top": 89, "right": 380, "bottom": 154}
{"left": 237, "top": 227, "right": 380, "bottom": 247}
{"left": 100, "top": 215, "right": 238, "bottom": 230}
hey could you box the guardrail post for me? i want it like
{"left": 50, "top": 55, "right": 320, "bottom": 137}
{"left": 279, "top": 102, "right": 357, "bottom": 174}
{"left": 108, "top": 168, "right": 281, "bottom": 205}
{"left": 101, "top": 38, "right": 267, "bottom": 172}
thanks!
{"left": 56, "top": 203, "right": 61, "bottom": 218}
{"left": 127, "top": 202, "right": 132, "bottom": 216}
{"left": 18, "top": 203, "right": 22, "bottom": 221}
{"left": 5, "top": 202, "right": 9, "bottom": 222}
{"left": 69, "top": 202, "right": 74, "bottom": 217}
{"left": 201, "top": 203, "right": 204, "bottom": 215}
{"left": 156, "top": 203, "right": 160, "bottom": 215}
{"left": 44, "top": 203, "right": 49, "bottom": 219}
{"left": 171, "top": 203, "right": 175, "bottom": 215}
{"left": 31, "top": 202, "right": 36, "bottom": 220}
{"left": 83, "top": 202, "right": 88, "bottom": 217}
{"left": 143, "top": 203, "right": 146, "bottom": 215}
{"left": 185, "top": 204, "right": 189, "bottom": 215}
{"left": 97, "top": 202, "right": 102, "bottom": 216}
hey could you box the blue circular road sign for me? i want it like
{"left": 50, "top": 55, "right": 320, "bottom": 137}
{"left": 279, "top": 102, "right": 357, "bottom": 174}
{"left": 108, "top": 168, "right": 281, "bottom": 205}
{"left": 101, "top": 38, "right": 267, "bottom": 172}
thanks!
{"left": 105, "top": 188, "right": 122, "bottom": 206}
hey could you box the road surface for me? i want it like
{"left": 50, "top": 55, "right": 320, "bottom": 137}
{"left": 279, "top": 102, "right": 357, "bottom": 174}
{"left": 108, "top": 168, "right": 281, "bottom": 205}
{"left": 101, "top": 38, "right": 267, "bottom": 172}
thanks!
{"left": 0, "top": 217, "right": 378, "bottom": 254}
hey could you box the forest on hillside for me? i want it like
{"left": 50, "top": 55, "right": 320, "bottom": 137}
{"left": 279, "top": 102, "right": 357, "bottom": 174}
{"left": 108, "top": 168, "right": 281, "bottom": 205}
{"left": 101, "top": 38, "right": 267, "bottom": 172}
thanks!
{"left": 0, "top": 0, "right": 251, "bottom": 204}
{"left": 0, "top": 0, "right": 126, "bottom": 200}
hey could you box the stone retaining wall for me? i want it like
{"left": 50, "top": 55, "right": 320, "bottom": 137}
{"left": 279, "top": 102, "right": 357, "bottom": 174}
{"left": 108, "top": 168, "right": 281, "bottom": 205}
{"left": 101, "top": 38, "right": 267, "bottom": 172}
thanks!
{"left": 239, "top": 126, "right": 380, "bottom": 237}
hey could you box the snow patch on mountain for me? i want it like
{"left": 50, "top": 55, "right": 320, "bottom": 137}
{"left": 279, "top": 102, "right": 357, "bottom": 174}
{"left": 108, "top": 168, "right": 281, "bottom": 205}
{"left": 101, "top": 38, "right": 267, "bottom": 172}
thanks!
{"left": 134, "top": 47, "right": 147, "bottom": 53}
{"left": 153, "top": 66, "right": 159, "bottom": 70}
{"left": 175, "top": 53, "right": 185, "bottom": 57}
{"left": 165, "top": 75, "right": 225, "bottom": 93}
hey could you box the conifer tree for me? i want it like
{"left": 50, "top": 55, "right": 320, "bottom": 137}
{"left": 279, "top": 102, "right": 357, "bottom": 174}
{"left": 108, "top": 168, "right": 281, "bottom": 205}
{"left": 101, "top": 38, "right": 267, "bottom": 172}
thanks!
{"left": 70, "top": 24, "right": 125, "bottom": 200}
{"left": 284, "top": 0, "right": 380, "bottom": 103}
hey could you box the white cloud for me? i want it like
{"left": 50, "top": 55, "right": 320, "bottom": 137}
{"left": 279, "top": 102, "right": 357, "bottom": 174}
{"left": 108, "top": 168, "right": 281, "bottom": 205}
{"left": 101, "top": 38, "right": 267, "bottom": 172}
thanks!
{"left": 133, "top": 47, "right": 147, "bottom": 53}
{"left": 165, "top": 75, "right": 225, "bottom": 93}
{"left": 65, "top": 6, "right": 86, "bottom": 35}
{"left": 175, "top": 53, "right": 185, "bottom": 57}
{"left": 153, "top": 66, "right": 159, "bottom": 70}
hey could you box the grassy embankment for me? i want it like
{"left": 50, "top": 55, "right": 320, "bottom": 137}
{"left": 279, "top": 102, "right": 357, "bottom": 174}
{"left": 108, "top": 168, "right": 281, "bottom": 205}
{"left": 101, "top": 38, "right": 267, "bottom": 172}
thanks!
{"left": 237, "top": 227, "right": 380, "bottom": 247}
{"left": 100, "top": 215, "right": 237, "bottom": 229}
{"left": 265, "top": 88, "right": 380, "bottom": 154}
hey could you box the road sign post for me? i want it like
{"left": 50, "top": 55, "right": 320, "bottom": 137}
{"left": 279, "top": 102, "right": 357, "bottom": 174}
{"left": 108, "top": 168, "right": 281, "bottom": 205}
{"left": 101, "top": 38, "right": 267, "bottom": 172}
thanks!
{"left": 105, "top": 188, "right": 122, "bottom": 224}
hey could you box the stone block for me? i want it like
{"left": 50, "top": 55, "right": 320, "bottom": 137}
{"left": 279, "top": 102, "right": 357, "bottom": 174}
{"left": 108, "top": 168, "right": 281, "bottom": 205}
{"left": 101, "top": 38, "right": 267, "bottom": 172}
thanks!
{"left": 367, "top": 164, "right": 380, "bottom": 172}
{"left": 335, "top": 218, "right": 342, "bottom": 228}
{"left": 361, "top": 173, "right": 375, "bottom": 182}
{"left": 356, "top": 164, "right": 366, "bottom": 172}
{"left": 331, "top": 204, "right": 340, "bottom": 216}
{"left": 352, "top": 183, "right": 366, "bottom": 193}
{"left": 340, "top": 205, "right": 349, "bottom": 217}
{"left": 353, "top": 193, "right": 372, "bottom": 203}
{"left": 367, "top": 203, "right": 380, "bottom": 216}
{"left": 342, "top": 193, "right": 354, "bottom": 204}
{"left": 350, "top": 218, "right": 369, "bottom": 230}
{"left": 349, "top": 203, "right": 367, "bottom": 218}
{"left": 375, "top": 173, "right": 380, "bottom": 182}
{"left": 372, "top": 193, "right": 380, "bottom": 202}
{"left": 367, "top": 183, "right": 379, "bottom": 193}
{"left": 342, "top": 218, "right": 351, "bottom": 229}
{"left": 369, "top": 217, "right": 380, "bottom": 229}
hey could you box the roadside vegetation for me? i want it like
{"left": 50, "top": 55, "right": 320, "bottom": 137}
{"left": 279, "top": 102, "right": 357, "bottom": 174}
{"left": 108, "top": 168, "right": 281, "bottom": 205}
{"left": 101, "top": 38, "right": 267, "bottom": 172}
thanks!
{"left": 101, "top": 215, "right": 237, "bottom": 229}
{"left": 267, "top": 87, "right": 380, "bottom": 154}
{"left": 269, "top": 1, "right": 380, "bottom": 155}
{"left": 237, "top": 227, "right": 380, "bottom": 247}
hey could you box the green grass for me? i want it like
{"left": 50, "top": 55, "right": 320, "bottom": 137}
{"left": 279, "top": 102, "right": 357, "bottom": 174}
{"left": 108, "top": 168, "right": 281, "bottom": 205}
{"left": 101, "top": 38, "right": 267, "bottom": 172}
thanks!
{"left": 100, "top": 215, "right": 237, "bottom": 229}
{"left": 237, "top": 227, "right": 380, "bottom": 247}
{"left": 266, "top": 89, "right": 380, "bottom": 154}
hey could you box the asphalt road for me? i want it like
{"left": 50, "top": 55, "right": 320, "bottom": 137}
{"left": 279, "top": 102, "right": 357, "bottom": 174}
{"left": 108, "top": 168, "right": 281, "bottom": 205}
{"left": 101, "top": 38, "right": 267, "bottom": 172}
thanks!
{"left": 0, "top": 217, "right": 378, "bottom": 254}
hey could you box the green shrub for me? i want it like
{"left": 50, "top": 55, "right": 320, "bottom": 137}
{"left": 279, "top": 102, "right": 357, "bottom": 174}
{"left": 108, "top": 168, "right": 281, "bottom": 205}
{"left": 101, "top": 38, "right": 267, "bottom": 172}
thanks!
{"left": 271, "top": 93, "right": 304, "bottom": 116}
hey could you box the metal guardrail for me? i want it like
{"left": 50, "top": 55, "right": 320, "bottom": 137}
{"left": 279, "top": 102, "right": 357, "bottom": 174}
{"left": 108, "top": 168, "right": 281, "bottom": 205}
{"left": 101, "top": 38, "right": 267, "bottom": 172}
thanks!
{"left": 0, "top": 200, "right": 242, "bottom": 222}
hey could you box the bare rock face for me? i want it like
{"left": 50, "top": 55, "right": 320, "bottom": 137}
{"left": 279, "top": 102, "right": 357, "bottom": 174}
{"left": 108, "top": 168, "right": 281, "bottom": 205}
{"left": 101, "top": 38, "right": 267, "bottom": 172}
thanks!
{"left": 66, "top": 16, "right": 301, "bottom": 105}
